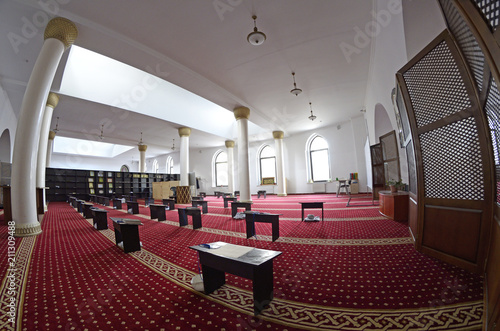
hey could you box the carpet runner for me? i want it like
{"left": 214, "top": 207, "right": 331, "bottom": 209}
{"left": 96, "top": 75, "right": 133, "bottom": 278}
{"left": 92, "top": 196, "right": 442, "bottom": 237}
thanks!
{"left": 0, "top": 194, "right": 483, "bottom": 330}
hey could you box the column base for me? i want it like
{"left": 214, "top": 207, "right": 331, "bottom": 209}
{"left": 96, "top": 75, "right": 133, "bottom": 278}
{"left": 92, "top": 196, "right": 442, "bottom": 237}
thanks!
{"left": 15, "top": 223, "right": 42, "bottom": 237}
{"left": 277, "top": 193, "right": 287, "bottom": 197}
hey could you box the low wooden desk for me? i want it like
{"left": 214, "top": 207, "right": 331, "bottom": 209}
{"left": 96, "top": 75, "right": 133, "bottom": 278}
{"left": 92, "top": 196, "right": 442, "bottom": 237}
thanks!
{"left": 191, "top": 196, "right": 204, "bottom": 201}
{"left": 299, "top": 202, "right": 324, "bottom": 221}
{"left": 88, "top": 194, "right": 96, "bottom": 202}
{"left": 113, "top": 198, "right": 122, "bottom": 210}
{"left": 162, "top": 198, "right": 175, "bottom": 210}
{"left": 231, "top": 201, "right": 252, "bottom": 218}
{"left": 199, "top": 192, "right": 206, "bottom": 198}
{"left": 111, "top": 218, "right": 142, "bottom": 253}
{"left": 178, "top": 207, "right": 202, "bottom": 229}
{"left": 126, "top": 201, "right": 139, "bottom": 214}
{"left": 145, "top": 197, "right": 154, "bottom": 206}
{"left": 192, "top": 200, "right": 208, "bottom": 214}
{"left": 150, "top": 204, "right": 167, "bottom": 222}
{"left": 189, "top": 242, "right": 282, "bottom": 315}
{"left": 244, "top": 211, "right": 280, "bottom": 242}
{"left": 257, "top": 190, "right": 267, "bottom": 199}
{"left": 379, "top": 191, "right": 409, "bottom": 222}
{"left": 69, "top": 196, "right": 77, "bottom": 208}
{"left": 223, "top": 196, "right": 237, "bottom": 208}
{"left": 76, "top": 200, "right": 85, "bottom": 213}
{"left": 83, "top": 203, "right": 94, "bottom": 219}
{"left": 92, "top": 209, "right": 108, "bottom": 230}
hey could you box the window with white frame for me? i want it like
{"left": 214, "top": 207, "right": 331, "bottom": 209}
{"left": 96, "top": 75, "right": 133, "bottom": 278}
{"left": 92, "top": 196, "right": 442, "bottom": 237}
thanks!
{"left": 214, "top": 150, "right": 228, "bottom": 187}
{"left": 258, "top": 145, "right": 276, "bottom": 184}
{"left": 166, "top": 156, "right": 173, "bottom": 175}
{"left": 152, "top": 159, "right": 159, "bottom": 173}
{"left": 307, "top": 135, "right": 331, "bottom": 182}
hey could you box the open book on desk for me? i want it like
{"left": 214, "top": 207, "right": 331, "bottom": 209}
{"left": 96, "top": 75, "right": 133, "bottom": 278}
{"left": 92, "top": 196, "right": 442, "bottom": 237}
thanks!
{"left": 111, "top": 218, "right": 143, "bottom": 225}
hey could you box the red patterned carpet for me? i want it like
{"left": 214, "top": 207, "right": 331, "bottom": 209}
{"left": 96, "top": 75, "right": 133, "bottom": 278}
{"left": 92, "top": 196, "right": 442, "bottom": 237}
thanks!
{"left": 0, "top": 194, "right": 484, "bottom": 330}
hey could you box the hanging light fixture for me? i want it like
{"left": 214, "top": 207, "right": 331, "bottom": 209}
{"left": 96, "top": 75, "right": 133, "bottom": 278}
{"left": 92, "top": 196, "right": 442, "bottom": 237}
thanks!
{"left": 247, "top": 15, "right": 266, "bottom": 45}
{"left": 171, "top": 138, "right": 175, "bottom": 150}
{"left": 138, "top": 132, "right": 144, "bottom": 146}
{"left": 290, "top": 72, "right": 302, "bottom": 96}
{"left": 53, "top": 116, "right": 60, "bottom": 133}
{"left": 308, "top": 102, "right": 317, "bottom": 121}
{"left": 98, "top": 124, "right": 104, "bottom": 140}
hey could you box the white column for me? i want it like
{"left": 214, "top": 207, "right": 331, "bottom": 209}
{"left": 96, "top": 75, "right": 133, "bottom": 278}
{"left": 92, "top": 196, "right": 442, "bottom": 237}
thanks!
{"left": 225, "top": 140, "right": 235, "bottom": 195}
{"left": 273, "top": 131, "right": 287, "bottom": 196}
{"left": 11, "top": 17, "right": 77, "bottom": 237}
{"left": 37, "top": 93, "right": 59, "bottom": 209}
{"left": 46, "top": 130, "right": 56, "bottom": 167}
{"left": 179, "top": 127, "right": 191, "bottom": 186}
{"left": 138, "top": 144, "right": 147, "bottom": 173}
{"left": 234, "top": 107, "right": 251, "bottom": 202}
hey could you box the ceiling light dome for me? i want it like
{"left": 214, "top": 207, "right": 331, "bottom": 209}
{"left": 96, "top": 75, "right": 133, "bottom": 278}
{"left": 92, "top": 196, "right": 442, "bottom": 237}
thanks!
{"left": 247, "top": 15, "right": 266, "bottom": 46}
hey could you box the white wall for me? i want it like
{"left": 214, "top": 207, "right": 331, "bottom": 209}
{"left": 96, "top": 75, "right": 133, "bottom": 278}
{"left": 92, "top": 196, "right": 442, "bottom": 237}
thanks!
{"left": 0, "top": 83, "right": 17, "bottom": 163}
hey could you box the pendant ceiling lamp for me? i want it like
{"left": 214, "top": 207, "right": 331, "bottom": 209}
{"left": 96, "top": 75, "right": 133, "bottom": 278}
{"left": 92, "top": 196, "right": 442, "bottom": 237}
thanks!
{"left": 247, "top": 15, "right": 266, "bottom": 46}
{"left": 308, "top": 102, "right": 317, "bottom": 121}
{"left": 290, "top": 72, "right": 302, "bottom": 96}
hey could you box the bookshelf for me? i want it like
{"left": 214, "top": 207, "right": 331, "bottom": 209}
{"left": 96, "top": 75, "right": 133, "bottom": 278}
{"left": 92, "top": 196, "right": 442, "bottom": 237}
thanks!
{"left": 45, "top": 167, "right": 179, "bottom": 202}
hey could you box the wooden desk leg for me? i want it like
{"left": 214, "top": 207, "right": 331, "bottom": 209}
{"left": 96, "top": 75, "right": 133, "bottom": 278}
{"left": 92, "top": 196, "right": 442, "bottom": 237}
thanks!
{"left": 272, "top": 220, "right": 279, "bottom": 242}
{"left": 322, "top": 207, "right": 324, "bottom": 221}
{"left": 231, "top": 205, "right": 237, "bottom": 218}
{"left": 193, "top": 213, "right": 202, "bottom": 229}
{"left": 201, "top": 265, "right": 225, "bottom": 294}
{"left": 246, "top": 218, "right": 255, "bottom": 239}
{"left": 253, "top": 261, "right": 274, "bottom": 315}
{"left": 301, "top": 207, "right": 304, "bottom": 222}
{"left": 178, "top": 210, "right": 188, "bottom": 226}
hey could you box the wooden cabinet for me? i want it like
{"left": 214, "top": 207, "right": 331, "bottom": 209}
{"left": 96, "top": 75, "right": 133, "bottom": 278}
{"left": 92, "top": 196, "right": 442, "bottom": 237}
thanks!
{"left": 379, "top": 191, "right": 409, "bottom": 222}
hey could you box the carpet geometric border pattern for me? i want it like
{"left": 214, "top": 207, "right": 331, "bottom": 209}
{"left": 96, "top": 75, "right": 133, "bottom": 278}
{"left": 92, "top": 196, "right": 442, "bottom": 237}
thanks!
{"left": 83, "top": 215, "right": 483, "bottom": 330}
{"left": 0, "top": 236, "right": 36, "bottom": 331}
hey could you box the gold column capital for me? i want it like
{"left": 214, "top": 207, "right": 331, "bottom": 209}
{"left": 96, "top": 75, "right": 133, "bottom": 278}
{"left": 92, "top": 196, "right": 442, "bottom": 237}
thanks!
{"left": 44, "top": 17, "right": 78, "bottom": 50}
{"left": 46, "top": 92, "right": 59, "bottom": 108}
{"left": 178, "top": 127, "right": 191, "bottom": 137}
{"left": 138, "top": 144, "right": 148, "bottom": 152}
{"left": 272, "top": 131, "right": 284, "bottom": 139}
{"left": 48, "top": 131, "right": 56, "bottom": 140}
{"left": 233, "top": 107, "right": 250, "bottom": 120}
{"left": 225, "top": 140, "right": 235, "bottom": 148}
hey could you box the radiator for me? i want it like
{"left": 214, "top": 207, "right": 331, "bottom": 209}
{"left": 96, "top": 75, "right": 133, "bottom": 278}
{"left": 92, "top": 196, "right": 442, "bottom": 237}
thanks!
{"left": 312, "top": 182, "right": 326, "bottom": 193}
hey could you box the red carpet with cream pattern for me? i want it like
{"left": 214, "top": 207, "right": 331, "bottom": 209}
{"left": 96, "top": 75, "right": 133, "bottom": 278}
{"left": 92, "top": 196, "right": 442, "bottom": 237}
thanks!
{"left": 0, "top": 194, "right": 484, "bottom": 330}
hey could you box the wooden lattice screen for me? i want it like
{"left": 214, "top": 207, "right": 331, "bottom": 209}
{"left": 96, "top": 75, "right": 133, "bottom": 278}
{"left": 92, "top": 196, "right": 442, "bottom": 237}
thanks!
{"left": 396, "top": 28, "right": 494, "bottom": 273}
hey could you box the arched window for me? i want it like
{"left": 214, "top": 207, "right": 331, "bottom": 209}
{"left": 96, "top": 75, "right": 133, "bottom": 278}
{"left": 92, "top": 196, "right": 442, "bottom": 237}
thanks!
{"left": 258, "top": 145, "right": 276, "bottom": 184}
{"left": 213, "top": 150, "right": 228, "bottom": 187}
{"left": 152, "top": 159, "right": 159, "bottom": 173}
{"left": 307, "top": 135, "right": 331, "bottom": 182}
{"left": 120, "top": 164, "right": 129, "bottom": 172}
{"left": 166, "top": 156, "right": 173, "bottom": 175}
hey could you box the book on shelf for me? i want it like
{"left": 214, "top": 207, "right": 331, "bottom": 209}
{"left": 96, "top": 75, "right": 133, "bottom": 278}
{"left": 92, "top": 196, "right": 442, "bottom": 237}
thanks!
{"left": 88, "top": 178, "right": 94, "bottom": 182}
{"left": 107, "top": 178, "right": 112, "bottom": 183}
{"left": 89, "top": 171, "right": 94, "bottom": 176}
{"left": 99, "top": 177, "right": 104, "bottom": 183}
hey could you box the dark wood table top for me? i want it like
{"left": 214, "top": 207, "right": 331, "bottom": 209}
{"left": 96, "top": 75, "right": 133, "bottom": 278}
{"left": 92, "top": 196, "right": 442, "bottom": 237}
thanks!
{"left": 189, "top": 242, "right": 281, "bottom": 266}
